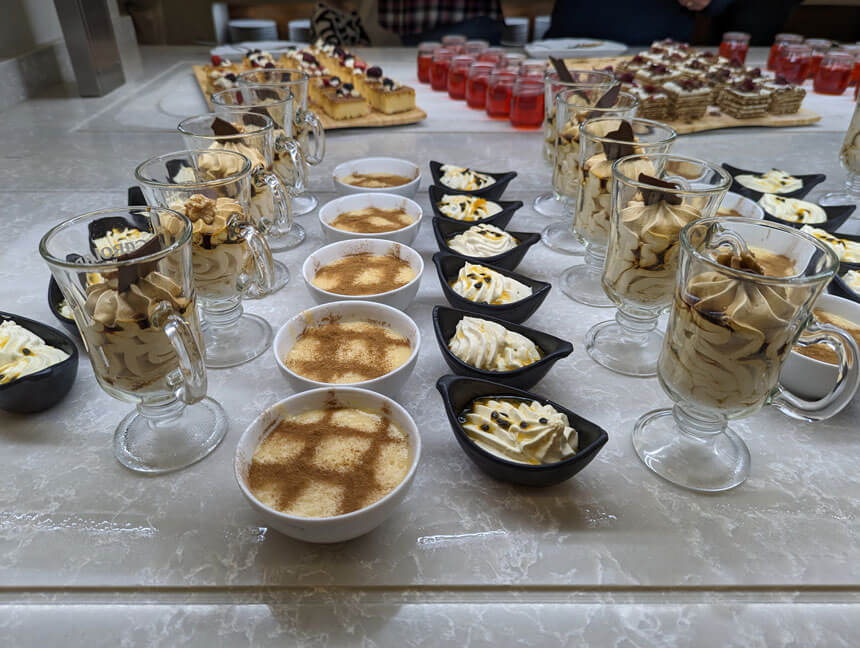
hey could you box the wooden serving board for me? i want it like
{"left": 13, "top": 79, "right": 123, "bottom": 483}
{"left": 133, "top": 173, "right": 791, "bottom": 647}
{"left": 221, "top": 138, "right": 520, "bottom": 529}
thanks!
{"left": 192, "top": 65, "right": 427, "bottom": 130}
{"left": 561, "top": 56, "right": 821, "bottom": 134}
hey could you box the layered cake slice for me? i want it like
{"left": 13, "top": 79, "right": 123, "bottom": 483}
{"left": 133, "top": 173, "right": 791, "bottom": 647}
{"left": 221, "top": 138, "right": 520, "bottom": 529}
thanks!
{"left": 363, "top": 77, "right": 416, "bottom": 114}
{"left": 664, "top": 78, "right": 711, "bottom": 120}
{"left": 317, "top": 82, "right": 371, "bottom": 120}
{"left": 630, "top": 85, "right": 670, "bottom": 120}
{"left": 718, "top": 79, "right": 773, "bottom": 119}
{"left": 763, "top": 76, "right": 806, "bottom": 115}
{"left": 636, "top": 62, "right": 679, "bottom": 86}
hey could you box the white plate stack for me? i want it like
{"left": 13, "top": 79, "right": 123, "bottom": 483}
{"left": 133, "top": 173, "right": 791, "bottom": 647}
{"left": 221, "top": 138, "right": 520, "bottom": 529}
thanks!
{"left": 289, "top": 19, "right": 311, "bottom": 42}
{"left": 533, "top": 15, "right": 551, "bottom": 41}
{"left": 503, "top": 17, "right": 529, "bottom": 46}
{"left": 228, "top": 19, "right": 278, "bottom": 43}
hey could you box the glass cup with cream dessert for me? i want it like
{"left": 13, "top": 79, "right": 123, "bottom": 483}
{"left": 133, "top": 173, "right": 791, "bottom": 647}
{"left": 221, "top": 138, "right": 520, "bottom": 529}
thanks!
{"left": 634, "top": 217, "right": 860, "bottom": 492}
{"left": 561, "top": 117, "right": 677, "bottom": 308}
{"left": 820, "top": 94, "right": 860, "bottom": 206}
{"left": 587, "top": 155, "right": 731, "bottom": 377}
{"left": 236, "top": 69, "right": 326, "bottom": 216}
{"left": 534, "top": 69, "right": 616, "bottom": 216}
{"left": 211, "top": 85, "right": 307, "bottom": 250}
{"left": 135, "top": 149, "right": 278, "bottom": 368}
{"left": 39, "top": 207, "right": 227, "bottom": 474}
{"left": 177, "top": 111, "right": 305, "bottom": 295}
{"left": 542, "top": 88, "right": 639, "bottom": 255}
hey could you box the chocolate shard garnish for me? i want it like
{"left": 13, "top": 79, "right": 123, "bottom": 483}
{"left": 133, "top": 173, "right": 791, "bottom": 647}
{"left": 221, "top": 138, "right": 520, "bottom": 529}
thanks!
{"left": 250, "top": 105, "right": 273, "bottom": 121}
{"left": 128, "top": 186, "right": 146, "bottom": 207}
{"left": 584, "top": 83, "right": 621, "bottom": 119}
{"left": 549, "top": 56, "right": 573, "bottom": 82}
{"left": 602, "top": 120, "right": 635, "bottom": 160}
{"left": 116, "top": 235, "right": 163, "bottom": 293}
{"left": 242, "top": 112, "right": 268, "bottom": 129}
{"left": 255, "top": 87, "right": 281, "bottom": 101}
{"left": 638, "top": 173, "right": 682, "bottom": 206}
{"left": 166, "top": 159, "right": 191, "bottom": 183}
{"left": 211, "top": 116, "right": 240, "bottom": 136}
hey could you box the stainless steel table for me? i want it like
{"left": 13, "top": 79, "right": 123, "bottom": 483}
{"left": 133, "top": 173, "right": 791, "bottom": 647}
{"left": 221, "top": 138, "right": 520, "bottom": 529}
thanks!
{"left": 0, "top": 46, "right": 857, "bottom": 646}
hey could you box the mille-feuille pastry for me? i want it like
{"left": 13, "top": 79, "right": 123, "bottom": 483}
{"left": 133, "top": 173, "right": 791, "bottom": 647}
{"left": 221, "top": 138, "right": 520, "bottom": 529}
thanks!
{"left": 763, "top": 76, "right": 806, "bottom": 115}
{"left": 636, "top": 62, "right": 679, "bottom": 86}
{"left": 717, "top": 78, "right": 773, "bottom": 119}
{"left": 663, "top": 78, "right": 711, "bottom": 121}
{"left": 630, "top": 84, "right": 670, "bottom": 120}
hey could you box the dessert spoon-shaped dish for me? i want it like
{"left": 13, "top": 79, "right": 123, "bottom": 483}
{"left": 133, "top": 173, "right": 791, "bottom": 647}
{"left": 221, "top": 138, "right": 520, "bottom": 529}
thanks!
{"left": 427, "top": 184, "right": 523, "bottom": 232}
{"left": 432, "top": 218, "right": 540, "bottom": 272}
{"left": 759, "top": 200, "right": 855, "bottom": 234}
{"left": 830, "top": 272, "right": 860, "bottom": 305}
{"left": 429, "top": 161, "right": 517, "bottom": 201}
{"left": 721, "top": 163, "right": 825, "bottom": 201}
{"left": 436, "top": 375, "right": 608, "bottom": 487}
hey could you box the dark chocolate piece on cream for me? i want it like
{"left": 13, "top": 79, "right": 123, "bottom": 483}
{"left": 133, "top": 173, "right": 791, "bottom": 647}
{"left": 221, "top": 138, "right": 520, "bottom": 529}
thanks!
{"left": 602, "top": 120, "right": 636, "bottom": 160}
{"left": 116, "top": 236, "right": 163, "bottom": 293}
{"left": 211, "top": 116, "right": 241, "bottom": 136}
{"left": 638, "top": 173, "right": 682, "bottom": 206}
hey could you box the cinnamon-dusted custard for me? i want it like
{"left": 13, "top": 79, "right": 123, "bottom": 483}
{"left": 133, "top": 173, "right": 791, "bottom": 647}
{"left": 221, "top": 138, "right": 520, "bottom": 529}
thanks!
{"left": 312, "top": 253, "right": 416, "bottom": 296}
{"left": 330, "top": 206, "right": 415, "bottom": 233}
{"left": 339, "top": 172, "right": 416, "bottom": 188}
{"left": 795, "top": 309, "right": 860, "bottom": 365}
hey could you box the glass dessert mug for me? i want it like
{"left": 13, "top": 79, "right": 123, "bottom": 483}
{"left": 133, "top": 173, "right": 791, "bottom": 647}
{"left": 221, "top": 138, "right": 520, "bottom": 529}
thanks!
{"left": 235, "top": 69, "right": 326, "bottom": 217}
{"left": 534, "top": 69, "right": 616, "bottom": 218}
{"left": 178, "top": 111, "right": 305, "bottom": 297}
{"left": 587, "top": 154, "right": 730, "bottom": 377}
{"left": 634, "top": 217, "right": 860, "bottom": 492}
{"left": 820, "top": 93, "right": 860, "bottom": 206}
{"left": 561, "top": 117, "right": 677, "bottom": 308}
{"left": 543, "top": 88, "right": 639, "bottom": 255}
{"left": 211, "top": 85, "right": 306, "bottom": 251}
{"left": 135, "top": 149, "right": 277, "bottom": 369}
{"left": 39, "top": 207, "right": 228, "bottom": 475}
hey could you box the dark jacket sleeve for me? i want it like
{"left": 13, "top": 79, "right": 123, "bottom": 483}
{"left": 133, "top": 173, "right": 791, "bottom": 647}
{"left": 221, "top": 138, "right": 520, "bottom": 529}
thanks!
{"left": 706, "top": 0, "right": 734, "bottom": 16}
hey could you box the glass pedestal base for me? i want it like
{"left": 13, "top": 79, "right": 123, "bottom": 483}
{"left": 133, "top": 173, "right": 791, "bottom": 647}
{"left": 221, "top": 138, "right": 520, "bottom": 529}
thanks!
{"left": 266, "top": 222, "right": 306, "bottom": 252}
{"left": 541, "top": 222, "right": 584, "bottom": 255}
{"left": 202, "top": 312, "right": 272, "bottom": 369}
{"left": 560, "top": 263, "right": 613, "bottom": 307}
{"left": 292, "top": 193, "right": 319, "bottom": 216}
{"left": 245, "top": 260, "right": 290, "bottom": 299}
{"left": 585, "top": 318, "right": 662, "bottom": 377}
{"left": 533, "top": 192, "right": 568, "bottom": 218}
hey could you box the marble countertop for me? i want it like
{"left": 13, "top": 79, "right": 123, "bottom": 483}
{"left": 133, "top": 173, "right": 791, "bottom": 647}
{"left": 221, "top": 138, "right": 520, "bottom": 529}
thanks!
{"left": 0, "top": 46, "right": 857, "bottom": 646}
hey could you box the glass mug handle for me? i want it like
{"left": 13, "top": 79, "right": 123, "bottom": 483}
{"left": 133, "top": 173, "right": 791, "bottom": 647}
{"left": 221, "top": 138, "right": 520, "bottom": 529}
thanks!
{"left": 150, "top": 301, "right": 207, "bottom": 404}
{"left": 252, "top": 167, "right": 294, "bottom": 241}
{"left": 237, "top": 220, "right": 276, "bottom": 295}
{"left": 273, "top": 135, "right": 307, "bottom": 195}
{"left": 297, "top": 108, "right": 325, "bottom": 165}
{"left": 772, "top": 321, "right": 860, "bottom": 422}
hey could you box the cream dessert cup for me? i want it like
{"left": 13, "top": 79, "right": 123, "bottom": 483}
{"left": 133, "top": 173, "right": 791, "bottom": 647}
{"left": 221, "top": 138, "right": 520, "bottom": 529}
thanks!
{"left": 236, "top": 69, "right": 326, "bottom": 216}
{"left": 178, "top": 111, "right": 305, "bottom": 296}
{"left": 212, "top": 85, "right": 308, "bottom": 250}
{"left": 819, "top": 94, "right": 860, "bottom": 207}
{"left": 542, "top": 89, "right": 638, "bottom": 255}
{"left": 561, "top": 117, "right": 677, "bottom": 308}
{"left": 534, "top": 70, "right": 615, "bottom": 217}
{"left": 39, "top": 207, "right": 227, "bottom": 474}
{"left": 634, "top": 217, "right": 860, "bottom": 492}
{"left": 136, "top": 150, "right": 278, "bottom": 369}
{"left": 587, "top": 154, "right": 730, "bottom": 377}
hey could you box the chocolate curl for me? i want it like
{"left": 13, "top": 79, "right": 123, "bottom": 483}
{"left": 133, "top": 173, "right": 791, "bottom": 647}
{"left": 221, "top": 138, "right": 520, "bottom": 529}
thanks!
{"left": 211, "top": 116, "right": 241, "bottom": 136}
{"left": 549, "top": 56, "right": 573, "bottom": 82}
{"left": 638, "top": 173, "right": 682, "bottom": 206}
{"left": 242, "top": 112, "right": 269, "bottom": 129}
{"left": 602, "top": 121, "right": 635, "bottom": 160}
{"left": 584, "top": 83, "right": 621, "bottom": 119}
{"left": 116, "top": 235, "right": 163, "bottom": 293}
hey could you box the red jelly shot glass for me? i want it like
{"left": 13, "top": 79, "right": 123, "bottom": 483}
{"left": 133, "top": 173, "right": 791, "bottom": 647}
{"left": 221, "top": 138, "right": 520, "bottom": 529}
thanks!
{"left": 778, "top": 44, "right": 812, "bottom": 85}
{"left": 510, "top": 77, "right": 545, "bottom": 129}
{"left": 814, "top": 50, "right": 854, "bottom": 96}
{"left": 486, "top": 67, "right": 517, "bottom": 118}
{"left": 417, "top": 41, "right": 439, "bottom": 84}
{"left": 447, "top": 55, "right": 473, "bottom": 100}
{"left": 719, "top": 32, "right": 750, "bottom": 65}
{"left": 466, "top": 61, "right": 495, "bottom": 109}
{"left": 768, "top": 33, "right": 802, "bottom": 71}
{"left": 430, "top": 47, "right": 454, "bottom": 91}
{"left": 478, "top": 46, "right": 505, "bottom": 66}
{"left": 463, "top": 40, "right": 489, "bottom": 57}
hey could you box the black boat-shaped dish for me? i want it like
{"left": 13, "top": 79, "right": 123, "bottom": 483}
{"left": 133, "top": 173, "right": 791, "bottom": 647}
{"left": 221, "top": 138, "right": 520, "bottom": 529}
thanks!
{"left": 830, "top": 271, "right": 860, "bottom": 305}
{"left": 432, "top": 218, "right": 540, "bottom": 272}
{"left": 722, "top": 163, "right": 825, "bottom": 201}
{"left": 436, "top": 375, "right": 609, "bottom": 487}
{"left": 759, "top": 200, "right": 855, "bottom": 234}
{"left": 433, "top": 252, "right": 551, "bottom": 324}
{"left": 427, "top": 184, "right": 523, "bottom": 232}
{"left": 433, "top": 306, "right": 572, "bottom": 389}
{"left": 429, "top": 161, "right": 517, "bottom": 201}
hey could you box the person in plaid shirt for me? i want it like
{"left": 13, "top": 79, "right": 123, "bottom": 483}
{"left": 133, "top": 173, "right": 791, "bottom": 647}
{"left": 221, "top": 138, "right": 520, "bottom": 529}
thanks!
{"left": 378, "top": 0, "right": 505, "bottom": 45}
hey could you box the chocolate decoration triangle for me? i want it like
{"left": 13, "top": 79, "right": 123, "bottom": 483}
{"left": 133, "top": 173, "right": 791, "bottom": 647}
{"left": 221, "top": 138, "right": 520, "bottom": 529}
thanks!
{"left": 242, "top": 112, "right": 268, "bottom": 128}
{"left": 549, "top": 57, "right": 573, "bottom": 82}
{"left": 250, "top": 105, "right": 273, "bottom": 121}
{"left": 638, "top": 173, "right": 682, "bottom": 205}
{"left": 128, "top": 186, "right": 146, "bottom": 207}
{"left": 584, "top": 84, "right": 621, "bottom": 119}
{"left": 211, "top": 116, "right": 241, "bottom": 136}
{"left": 602, "top": 121, "right": 635, "bottom": 160}
{"left": 116, "top": 235, "right": 163, "bottom": 293}
{"left": 255, "top": 87, "right": 282, "bottom": 101}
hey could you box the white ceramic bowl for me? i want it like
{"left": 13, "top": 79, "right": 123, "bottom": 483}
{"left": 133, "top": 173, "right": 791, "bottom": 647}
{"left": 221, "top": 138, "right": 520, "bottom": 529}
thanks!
{"left": 273, "top": 300, "right": 421, "bottom": 398}
{"left": 780, "top": 294, "right": 860, "bottom": 400}
{"left": 302, "top": 238, "right": 424, "bottom": 310}
{"left": 234, "top": 386, "right": 421, "bottom": 543}
{"left": 719, "top": 192, "right": 764, "bottom": 220}
{"left": 318, "top": 192, "right": 423, "bottom": 245}
{"left": 332, "top": 157, "right": 421, "bottom": 198}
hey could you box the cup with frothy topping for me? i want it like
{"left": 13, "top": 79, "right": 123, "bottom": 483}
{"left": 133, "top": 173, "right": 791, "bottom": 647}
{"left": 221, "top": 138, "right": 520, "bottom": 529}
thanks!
{"left": 633, "top": 217, "right": 860, "bottom": 492}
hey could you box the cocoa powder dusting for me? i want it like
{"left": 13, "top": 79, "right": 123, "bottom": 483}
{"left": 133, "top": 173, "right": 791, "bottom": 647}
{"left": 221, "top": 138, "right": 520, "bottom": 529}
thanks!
{"left": 313, "top": 253, "right": 414, "bottom": 295}
{"left": 330, "top": 207, "right": 414, "bottom": 233}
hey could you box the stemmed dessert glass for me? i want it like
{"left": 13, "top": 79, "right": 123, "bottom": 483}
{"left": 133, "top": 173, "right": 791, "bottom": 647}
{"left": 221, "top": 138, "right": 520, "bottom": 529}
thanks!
{"left": 542, "top": 89, "right": 639, "bottom": 255}
{"left": 819, "top": 94, "right": 860, "bottom": 206}
{"left": 39, "top": 207, "right": 228, "bottom": 474}
{"left": 587, "top": 154, "right": 730, "bottom": 377}
{"left": 635, "top": 217, "right": 860, "bottom": 492}
{"left": 562, "top": 117, "right": 677, "bottom": 307}
{"left": 534, "top": 70, "right": 616, "bottom": 217}
{"left": 211, "top": 85, "right": 306, "bottom": 251}
{"left": 177, "top": 111, "right": 305, "bottom": 297}
{"left": 236, "top": 69, "right": 326, "bottom": 216}
{"left": 136, "top": 149, "right": 277, "bottom": 369}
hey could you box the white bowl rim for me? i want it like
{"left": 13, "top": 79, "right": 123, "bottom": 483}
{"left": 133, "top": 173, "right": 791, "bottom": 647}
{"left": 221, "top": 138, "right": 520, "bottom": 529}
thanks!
{"left": 302, "top": 238, "right": 425, "bottom": 300}
{"left": 318, "top": 192, "right": 424, "bottom": 236}
{"left": 332, "top": 156, "right": 421, "bottom": 176}
{"left": 789, "top": 293, "right": 860, "bottom": 368}
{"left": 234, "top": 385, "right": 422, "bottom": 524}
{"left": 273, "top": 299, "right": 422, "bottom": 389}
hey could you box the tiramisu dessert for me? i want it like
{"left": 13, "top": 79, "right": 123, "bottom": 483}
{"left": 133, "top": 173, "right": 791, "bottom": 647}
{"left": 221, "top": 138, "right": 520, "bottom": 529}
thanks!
{"left": 759, "top": 194, "right": 826, "bottom": 224}
{"left": 437, "top": 194, "right": 502, "bottom": 221}
{"left": 338, "top": 171, "right": 416, "bottom": 189}
{"left": 167, "top": 194, "right": 251, "bottom": 299}
{"left": 795, "top": 309, "right": 860, "bottom": 364}
{"left": 800, "top": 226, "right": 860, "bottom": 263}
{"left": 0, "top": 319, "right": 70, "bottom": 384}
{"left": 603, "top": 174, "right": 703, "bottom": 306}
{"left": 285, "top": 320, "right": 412, "bottom": 383}
{"left": 448, "top": 316, "right": 541, "bottom": 371}
{"left": 659, "top": 246, "right": 802, "bottom": 413}
{"left": 446, "top": 224, "right": 518, "bottom": 257}
{"left": 450, "top": 262, "right": 532, "bottom": 305}
{"left": 248, "top": 403, "right": 410, "bottom": 518}
{"left": 311, "top": 253, "right": 416, "bottom": 296}
{"left": 734, "top": 168, "right": 802, "bottom": 194}
{"left": 329, "top": 206, "right": 415, "bottom": 233}
{"left": 459, "top": 396, "right": 578, "bottom": 465}
{"left": 438, "top": 165, "right": 495, "bottom": 191}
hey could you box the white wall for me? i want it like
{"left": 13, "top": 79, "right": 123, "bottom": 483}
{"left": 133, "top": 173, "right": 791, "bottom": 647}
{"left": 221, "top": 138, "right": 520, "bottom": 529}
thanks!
{"left": 0, "top": 0, "right": 63, "bottom": 60}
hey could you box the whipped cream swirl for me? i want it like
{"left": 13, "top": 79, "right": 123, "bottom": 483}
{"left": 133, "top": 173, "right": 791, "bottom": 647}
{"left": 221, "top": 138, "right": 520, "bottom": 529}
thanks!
{"left": 439, "top": 165, "right": 495, "bottom": 191}
{"left": 843, "top": 270, "right": 860, "bottom": 294}
{"left": 438, "top": 194, "right": 502, "bottom": 221}
{"left": 447, "top": 224, "right": 518, "bottom": 257}
{"left": 735, "top": 169, "right": 802, "bottom": 194}
{"left": 0, "top": 320, "right": 69, "bottom": 385}
{"left": 800, "top": 226, "right": 860, "bottom": 263}
{"left": 450, "top": 262, "right": 532, "bottom": 305}
{"left": 759, "top": 194, "right": 826, "bottom": 224}
{"left": 448, "top": 316, "right": 541, "bottom": 371}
